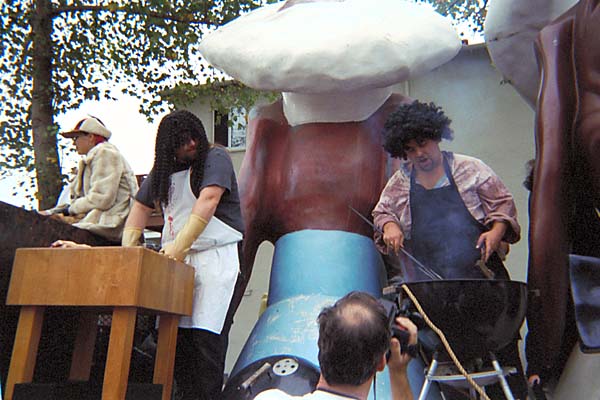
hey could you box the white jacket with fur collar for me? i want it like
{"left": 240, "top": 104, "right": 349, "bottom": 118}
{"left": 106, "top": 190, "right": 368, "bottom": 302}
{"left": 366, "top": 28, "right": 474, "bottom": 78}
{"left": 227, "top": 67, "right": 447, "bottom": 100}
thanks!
{"left": 68, "top": 141, "right": 138, "bottom": 241}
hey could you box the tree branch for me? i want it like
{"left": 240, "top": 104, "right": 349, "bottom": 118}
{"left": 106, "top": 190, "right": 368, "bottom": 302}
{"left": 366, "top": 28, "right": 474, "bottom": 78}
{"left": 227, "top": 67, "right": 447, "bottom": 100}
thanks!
{"left": 447, "top": 0, "right": 463, "bottom": 11}
{"left": 52, "top": 5, "right": 212, "bottom": 25}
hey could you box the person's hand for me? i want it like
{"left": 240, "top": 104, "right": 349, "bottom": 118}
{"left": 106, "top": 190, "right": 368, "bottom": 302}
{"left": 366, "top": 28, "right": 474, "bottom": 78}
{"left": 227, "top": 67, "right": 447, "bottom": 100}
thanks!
{"left": 528, "top": 374, "right": 541, "bottom": 386}
{"left": 121, "top": 227, "right": 143, "bottom": 247}
{"left": 383, "top": 222, "right": 404, "bottom": 254}
{"left": 528, "top": 374, "right": 547, "bottom": 400}
{"left": 38, "top": 205, "right": 70, "bottom": 216}
{"left": 496, "top": 241, "right": 510, "bottom": 261}
{"left": 50, "top": 240, "right": 90, "bottom": 249}
{"left": 387, "top": 316, "right": 417, "bottom": 372}
{"left": 160, "top": 213, "right": 208, "bottom": 262}
{"left": 54, "top": 205, "right": 70, "bottom": 216}
{"left": 476, "top": 221, "right": 507, "bottom": 262}
{"left": 160, "top": 242, "right": 186, "bottom": 262}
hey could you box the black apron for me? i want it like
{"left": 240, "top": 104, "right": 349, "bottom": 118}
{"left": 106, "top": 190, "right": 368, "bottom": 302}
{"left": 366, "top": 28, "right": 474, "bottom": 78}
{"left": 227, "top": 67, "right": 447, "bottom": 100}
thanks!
{"left": 407, "top": 157, "right": 508, "bottom": 281}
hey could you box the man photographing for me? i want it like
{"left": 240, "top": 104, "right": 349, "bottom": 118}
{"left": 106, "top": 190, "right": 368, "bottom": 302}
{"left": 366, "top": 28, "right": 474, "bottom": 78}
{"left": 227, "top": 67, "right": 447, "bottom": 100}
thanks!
{"left": 255, "top": 291, "right": 417, "bottom": 400}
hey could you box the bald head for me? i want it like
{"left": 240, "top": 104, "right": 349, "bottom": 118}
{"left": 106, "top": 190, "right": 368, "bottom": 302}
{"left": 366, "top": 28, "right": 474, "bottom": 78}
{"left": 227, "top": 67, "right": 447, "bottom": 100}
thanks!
{"left": 317, "top": 292, "right": 390, "bottom": 386}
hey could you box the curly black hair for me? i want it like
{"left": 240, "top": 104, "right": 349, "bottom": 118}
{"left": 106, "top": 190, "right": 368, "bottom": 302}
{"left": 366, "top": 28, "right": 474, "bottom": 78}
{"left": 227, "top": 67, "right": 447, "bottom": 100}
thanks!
{"left": 151, "top": 110, "right": 210, "bottom": 206}
{"left": 383, "top": 100, "right": 453, "bottom": 159}
{"left": 523, "top": 159, "right": 535, "bottom": 191}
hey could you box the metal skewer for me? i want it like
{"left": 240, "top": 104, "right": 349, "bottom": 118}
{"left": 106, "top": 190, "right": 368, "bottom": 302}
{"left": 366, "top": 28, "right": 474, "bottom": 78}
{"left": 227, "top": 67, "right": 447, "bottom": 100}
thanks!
{"left": 348, "top": 205, "right": 443, "bottom": 280}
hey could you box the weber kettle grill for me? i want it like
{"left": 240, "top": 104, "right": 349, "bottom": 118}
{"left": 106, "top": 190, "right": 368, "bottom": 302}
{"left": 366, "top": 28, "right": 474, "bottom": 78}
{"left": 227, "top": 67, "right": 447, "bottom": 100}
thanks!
{"left": 389, "top": 279, "right": 528, "bottom": 400}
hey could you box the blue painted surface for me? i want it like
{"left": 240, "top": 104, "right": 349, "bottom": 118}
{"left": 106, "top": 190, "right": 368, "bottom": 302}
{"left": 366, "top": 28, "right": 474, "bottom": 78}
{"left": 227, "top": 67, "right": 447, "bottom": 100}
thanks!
{"left": 268, "top": 230, "right": 387, "bottom": 304}
{"left": 232, "top": 293, "right": 334, "bottom": 374}
{"left": 230, "top": 229, "right": 441, "bottom": 399}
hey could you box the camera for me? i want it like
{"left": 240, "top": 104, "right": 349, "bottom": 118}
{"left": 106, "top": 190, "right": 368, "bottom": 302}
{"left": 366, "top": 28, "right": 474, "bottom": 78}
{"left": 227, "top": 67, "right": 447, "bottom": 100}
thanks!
{"left": 379, "top": 298, "right": 419, "bottom": 360}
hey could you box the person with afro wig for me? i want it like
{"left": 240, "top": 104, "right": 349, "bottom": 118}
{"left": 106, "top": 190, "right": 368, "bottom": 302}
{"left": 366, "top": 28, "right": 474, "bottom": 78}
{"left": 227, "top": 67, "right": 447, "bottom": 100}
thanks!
{"left": 373, "top": 100, "right": 519, "bottom": 279}
{"left": 123, "top": 109, "right": 244, "bottom": 399}
{"left": 372, "top": 100, "right": 527, "bottom": 399}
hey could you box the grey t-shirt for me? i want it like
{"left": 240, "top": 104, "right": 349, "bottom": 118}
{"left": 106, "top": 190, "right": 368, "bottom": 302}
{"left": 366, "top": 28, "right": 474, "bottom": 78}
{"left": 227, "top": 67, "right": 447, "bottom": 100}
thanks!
{"left": 136, "top": 146, "right": 244, "bottom": 233}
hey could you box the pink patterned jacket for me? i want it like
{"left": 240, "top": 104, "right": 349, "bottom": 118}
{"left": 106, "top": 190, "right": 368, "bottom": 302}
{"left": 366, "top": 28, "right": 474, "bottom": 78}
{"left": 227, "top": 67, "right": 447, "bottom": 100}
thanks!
{"left": 372, "top": 152, "right": 520, "bottom": 252}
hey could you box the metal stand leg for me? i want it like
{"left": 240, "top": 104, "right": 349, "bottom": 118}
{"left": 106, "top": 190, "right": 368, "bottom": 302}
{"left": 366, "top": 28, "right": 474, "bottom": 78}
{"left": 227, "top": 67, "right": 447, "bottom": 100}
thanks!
{"left": 416, "top": 351, "right": 518, "bottom": 400}
{"left": 491, "top": 355, "right": 515, "bottom": 400}
{"left": 418, "top": 353, "right": 439, "bottom": 400}
{"left": 468, "top": 386, "right": 477, "bottom": 399}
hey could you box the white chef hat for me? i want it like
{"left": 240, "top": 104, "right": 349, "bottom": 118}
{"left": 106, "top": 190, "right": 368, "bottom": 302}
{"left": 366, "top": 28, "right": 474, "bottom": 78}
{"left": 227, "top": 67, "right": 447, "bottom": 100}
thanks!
{"left": 199, "top": 0, "right": 462, "bottom": 124}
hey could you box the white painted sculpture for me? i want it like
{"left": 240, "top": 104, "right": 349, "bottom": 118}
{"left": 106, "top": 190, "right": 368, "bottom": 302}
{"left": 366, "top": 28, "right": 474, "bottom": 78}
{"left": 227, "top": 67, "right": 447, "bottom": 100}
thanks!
{"left": 199, "top": 0, "right": 461, "bottom": 125}
{"left": 484, "top": 0, "right": 578, "bottom": 107}
{"left": 199, "top": 2, "right": 462, "bottom": 399}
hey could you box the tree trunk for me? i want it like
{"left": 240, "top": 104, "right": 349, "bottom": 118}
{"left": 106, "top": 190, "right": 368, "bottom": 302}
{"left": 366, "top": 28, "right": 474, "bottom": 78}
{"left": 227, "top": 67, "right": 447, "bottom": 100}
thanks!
{"left": 31, "top": 0, "right": 62, "bottom": 210}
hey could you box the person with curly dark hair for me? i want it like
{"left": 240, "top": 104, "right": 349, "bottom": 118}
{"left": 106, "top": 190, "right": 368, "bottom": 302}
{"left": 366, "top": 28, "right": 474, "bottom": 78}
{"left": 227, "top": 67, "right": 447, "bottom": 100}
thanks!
{"left": 381, "top": 101, "right": 453, "bottom": 160}
{"left": 372, "top": 100, "right": 526, "bottom": 399}
{"left": 123, "top": 109, "right": 244, "bottom": 400}
{"left": 373, "top": 100, "right": 519, "bottom": 280}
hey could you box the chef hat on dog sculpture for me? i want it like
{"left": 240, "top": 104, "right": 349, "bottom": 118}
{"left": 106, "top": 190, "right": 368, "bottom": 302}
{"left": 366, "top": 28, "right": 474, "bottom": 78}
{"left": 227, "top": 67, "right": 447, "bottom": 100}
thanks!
{"left": 199, "top": 0, "right": 462, "bottom": 126}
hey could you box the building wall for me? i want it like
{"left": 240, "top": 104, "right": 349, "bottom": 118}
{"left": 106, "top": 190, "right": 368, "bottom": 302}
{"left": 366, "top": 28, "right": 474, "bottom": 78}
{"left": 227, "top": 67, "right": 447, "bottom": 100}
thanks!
{"left": 187, "top": 43, "right": 536, "bottom": 374}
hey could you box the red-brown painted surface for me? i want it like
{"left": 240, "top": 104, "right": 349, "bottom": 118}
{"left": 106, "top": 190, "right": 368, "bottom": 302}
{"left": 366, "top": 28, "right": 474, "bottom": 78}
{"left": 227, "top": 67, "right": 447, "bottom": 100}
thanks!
{"left": 238, "top": 94, "right": 412, "bottom": 280}
{"left": 528, "top": 0, "right": 600, "bottom": 374}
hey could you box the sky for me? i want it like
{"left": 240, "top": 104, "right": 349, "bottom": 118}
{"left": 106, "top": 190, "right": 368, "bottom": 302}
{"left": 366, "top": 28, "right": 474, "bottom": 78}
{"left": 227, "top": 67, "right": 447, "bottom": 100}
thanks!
{"left": 57, "top": 95, "right": 163, "bottom": 175}
{"left": 0, "top": 93, "right": 164, "bottom": 209}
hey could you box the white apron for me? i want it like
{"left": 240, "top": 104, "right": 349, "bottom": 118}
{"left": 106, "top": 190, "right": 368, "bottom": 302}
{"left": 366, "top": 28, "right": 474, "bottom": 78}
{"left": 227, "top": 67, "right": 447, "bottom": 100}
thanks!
{"left": 162, "top": 169, "right": 243, "bottom": 334}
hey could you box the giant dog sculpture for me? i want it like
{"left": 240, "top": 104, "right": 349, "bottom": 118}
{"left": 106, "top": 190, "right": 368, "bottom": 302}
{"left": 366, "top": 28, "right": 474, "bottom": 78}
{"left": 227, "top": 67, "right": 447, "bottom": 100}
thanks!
{"left": 199, "top": 0, "right": 461, "bottom": 398}
{"left": 485, "top": 0, "right": 600, "bottom": 392}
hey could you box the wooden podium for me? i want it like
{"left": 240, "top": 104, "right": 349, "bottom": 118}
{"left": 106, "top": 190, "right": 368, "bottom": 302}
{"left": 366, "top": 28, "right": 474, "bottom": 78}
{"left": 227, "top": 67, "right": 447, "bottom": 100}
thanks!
{"left": 4, "top": 247, "right": 194, "bottom": 400}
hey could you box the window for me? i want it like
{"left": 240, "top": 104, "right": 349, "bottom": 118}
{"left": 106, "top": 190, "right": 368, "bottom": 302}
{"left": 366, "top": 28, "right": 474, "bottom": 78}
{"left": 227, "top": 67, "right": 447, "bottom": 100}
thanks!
{"left": 213, "top": 107, "right": 247, "bottom": 150}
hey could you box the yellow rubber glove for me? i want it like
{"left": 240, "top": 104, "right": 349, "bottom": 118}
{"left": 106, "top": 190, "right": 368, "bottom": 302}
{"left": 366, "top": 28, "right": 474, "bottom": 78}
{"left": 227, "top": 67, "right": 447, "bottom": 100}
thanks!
{"left": 122, "top": 227, "right": 143, "bottom": 247}
{"left": 161, "top": 214, "right": 208, "bottom": 262}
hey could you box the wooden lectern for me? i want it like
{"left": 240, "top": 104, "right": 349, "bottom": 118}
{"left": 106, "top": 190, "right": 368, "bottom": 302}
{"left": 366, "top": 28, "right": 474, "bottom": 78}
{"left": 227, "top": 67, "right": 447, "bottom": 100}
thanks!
{"left": 4, "top": 247, "right": 194, "bottom": 400}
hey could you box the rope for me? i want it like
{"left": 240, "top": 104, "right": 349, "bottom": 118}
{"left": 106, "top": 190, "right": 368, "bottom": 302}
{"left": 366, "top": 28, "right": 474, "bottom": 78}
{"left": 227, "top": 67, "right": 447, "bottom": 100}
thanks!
{"left": 400, "top": 284, "right": 491, "bottom": 400}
